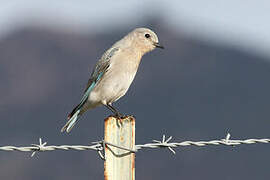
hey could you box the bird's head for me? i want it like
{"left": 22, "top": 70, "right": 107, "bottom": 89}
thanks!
{"left": 129, "top": 28, "right": 164, "bottom": 54}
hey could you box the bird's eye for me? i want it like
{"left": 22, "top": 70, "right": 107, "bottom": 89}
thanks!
{"left": 145, "top": 33, "right": 151, "bottom": 38}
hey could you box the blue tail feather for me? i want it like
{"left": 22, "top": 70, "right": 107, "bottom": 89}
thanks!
{"left": 61, "top": 109, "right": 81, "bottom": 133}
{"left": 66, "top": 109, "right": 81, "bottom": 132}
{"left": 61, "top": 72, "right": 104, "bottom": 133}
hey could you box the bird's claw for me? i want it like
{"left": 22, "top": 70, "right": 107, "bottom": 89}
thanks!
{"left": 113, "top": 113, "right": 122, "bottom": 127}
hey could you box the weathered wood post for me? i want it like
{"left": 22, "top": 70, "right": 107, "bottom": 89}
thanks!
{"left": 104, "top": 116, "right": 135, "bottom": 180}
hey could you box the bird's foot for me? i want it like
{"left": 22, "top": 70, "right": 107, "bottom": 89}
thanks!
{"left": 114, "top": 112, "right": 125, "bottom": 119}
{"left": 114, "top": 113, "right": 127, "bottom": 127}
{"left": 113, "top": 114, "right": 136, "bottom": 127}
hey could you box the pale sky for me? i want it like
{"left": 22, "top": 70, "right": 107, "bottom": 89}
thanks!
{"left": 1, "top": 0, "right": 270, "bottom": 56}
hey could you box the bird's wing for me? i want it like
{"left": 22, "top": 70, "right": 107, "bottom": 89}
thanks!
{"left": 69, "top": 47, "right": 119, "bottom": 116}
{"left": 84, "top": 47, "right": 119, "bottom": 93}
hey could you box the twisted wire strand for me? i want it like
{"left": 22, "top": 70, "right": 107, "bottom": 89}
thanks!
{"left": 0, "top": 134, "right": 269, "bottom": 157}
{"left": 0, "top": 145, "right": 103, "bottom": 152}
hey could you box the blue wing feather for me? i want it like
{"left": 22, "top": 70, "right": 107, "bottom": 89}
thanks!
{"left": 78, "top": 72, "right": 103, "bottom": 109}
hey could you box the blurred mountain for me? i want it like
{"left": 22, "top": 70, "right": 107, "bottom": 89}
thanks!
{"left": 1, "top": 19, "right": 270, "bottom": 180}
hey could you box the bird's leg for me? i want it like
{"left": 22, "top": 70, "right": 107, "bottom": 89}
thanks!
{"left": 105, "top": 104, "right": 124, "bottom": 127}
{"left": 105, "top": 104, "right": 124, "bottom": 118}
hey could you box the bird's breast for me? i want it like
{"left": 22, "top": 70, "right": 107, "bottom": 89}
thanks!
{"left": 91, "top": 54, "right": 141, "bottom": 104}
{"left": 108, "top": 58, "right": 139, "bottom": 89}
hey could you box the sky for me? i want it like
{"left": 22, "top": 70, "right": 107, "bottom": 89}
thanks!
{"left": 1, "top": 0, "right": 270, "bottom": 57}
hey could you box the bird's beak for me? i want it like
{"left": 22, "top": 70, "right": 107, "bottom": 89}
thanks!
{"left": 154, "top": 42, "right": 164, "bottom": 49}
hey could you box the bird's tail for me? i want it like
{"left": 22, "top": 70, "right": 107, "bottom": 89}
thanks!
{"left": 61, "top": 105, "right": 81, "bottom": 133}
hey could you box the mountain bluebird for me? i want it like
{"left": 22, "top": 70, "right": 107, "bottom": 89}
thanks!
{"left": 61, "top": 27, "right": 163, "bottom": 133}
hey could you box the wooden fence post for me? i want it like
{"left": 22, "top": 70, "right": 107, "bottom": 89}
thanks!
{"left": 104, "top": 116, "right": 135, "bottom": 180}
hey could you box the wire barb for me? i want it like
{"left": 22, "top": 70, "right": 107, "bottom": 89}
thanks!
{"left": 221, "top": 133, "right": 234, "bottom": 146}
{"left": 152, "top": 135, "right": 176, "bottom": 154}
{"left": 31, "top": 138, "right": 47, "bottom": 157}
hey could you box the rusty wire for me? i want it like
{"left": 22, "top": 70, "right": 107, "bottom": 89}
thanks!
{"left": 0, "top": 133, "right": 270, "bottom": 159}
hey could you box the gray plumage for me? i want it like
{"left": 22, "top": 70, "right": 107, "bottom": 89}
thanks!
{"left": 61, "top": 27, "right": 163, "bottom": 133}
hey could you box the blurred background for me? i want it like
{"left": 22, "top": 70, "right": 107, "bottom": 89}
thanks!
{"left": 1, "top": 0, "right": 270, "bottom": 179}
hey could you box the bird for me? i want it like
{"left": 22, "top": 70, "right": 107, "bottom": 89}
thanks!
{"left": 61, "top": 27, "right": 164, "bottom": 133}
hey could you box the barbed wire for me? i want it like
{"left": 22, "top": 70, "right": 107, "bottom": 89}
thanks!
{"left": 1, "top": 133, "right": 270, "bottom": 159}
